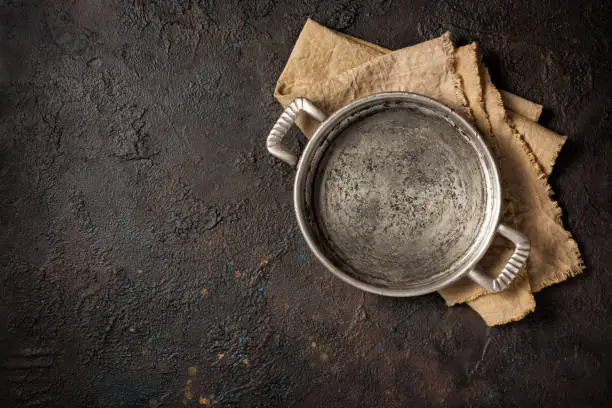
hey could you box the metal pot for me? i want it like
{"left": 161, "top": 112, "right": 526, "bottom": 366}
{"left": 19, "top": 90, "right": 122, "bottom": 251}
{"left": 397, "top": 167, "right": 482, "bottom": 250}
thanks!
{"left": 266, "top": 93, "right": 530, "bottom": 296}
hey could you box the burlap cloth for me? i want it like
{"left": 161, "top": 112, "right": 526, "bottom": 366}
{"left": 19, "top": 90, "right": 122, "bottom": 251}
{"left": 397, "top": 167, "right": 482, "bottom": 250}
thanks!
{"left": 274, "top": 19, "right": 583, "bottom": 326}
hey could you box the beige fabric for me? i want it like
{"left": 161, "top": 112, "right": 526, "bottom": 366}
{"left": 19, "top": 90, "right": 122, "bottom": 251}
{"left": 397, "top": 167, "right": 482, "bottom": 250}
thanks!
{"left": 501, "top": 90, "right": 543, "bottom": 122}
{"left": 275, "top": 24, "right": 466, "bottom": 136}
{"left": 274, "top": 19, "right": 584, "bottom": 325}
{"left": 444, "top": 45, "right": 536, "bottom": 323}
{"left": 508, "top": 110, "right": 567, "bottom": 176}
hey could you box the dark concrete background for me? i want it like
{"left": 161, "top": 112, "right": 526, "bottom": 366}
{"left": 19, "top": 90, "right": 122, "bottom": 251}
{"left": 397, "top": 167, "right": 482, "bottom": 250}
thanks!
{"left": 0, "top": 0, "right": 610, "bottom": 407}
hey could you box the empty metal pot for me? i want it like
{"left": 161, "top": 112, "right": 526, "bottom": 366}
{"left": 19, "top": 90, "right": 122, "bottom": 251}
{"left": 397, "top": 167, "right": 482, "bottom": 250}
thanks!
{"left": 266, "top": 92, "right": 530, "bottom": 296}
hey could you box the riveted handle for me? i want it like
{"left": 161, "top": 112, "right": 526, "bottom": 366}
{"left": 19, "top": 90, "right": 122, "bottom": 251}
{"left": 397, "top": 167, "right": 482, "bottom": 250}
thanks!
{"left": 267, "top": 98, "right": 327, "bottom": 166}
{"left": 467, "top": 223, "right": 531, "bottom": 293}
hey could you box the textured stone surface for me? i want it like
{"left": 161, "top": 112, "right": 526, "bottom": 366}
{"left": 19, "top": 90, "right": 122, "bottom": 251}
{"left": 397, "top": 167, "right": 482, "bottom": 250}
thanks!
{"left": 0, "top": 1, "right": 610, "bottom": 407}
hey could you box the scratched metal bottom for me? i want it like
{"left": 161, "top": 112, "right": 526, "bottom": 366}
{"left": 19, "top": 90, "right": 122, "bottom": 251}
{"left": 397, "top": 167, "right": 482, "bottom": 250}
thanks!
{"left": 296, "top": 95, "right": 500, "bottom": 294}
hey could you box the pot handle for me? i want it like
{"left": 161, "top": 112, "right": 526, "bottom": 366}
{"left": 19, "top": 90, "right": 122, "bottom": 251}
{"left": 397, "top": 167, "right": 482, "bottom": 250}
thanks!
{"left": 267, "top": 98, "right": 327, "bottom": 166}
{"left": 467, "top": 223, "right": 531, "bottom": 293}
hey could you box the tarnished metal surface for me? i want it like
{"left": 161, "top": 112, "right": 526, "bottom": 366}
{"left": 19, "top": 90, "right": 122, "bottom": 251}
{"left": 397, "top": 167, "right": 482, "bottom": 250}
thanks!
{"left": 467, "top": 224, "right": 531, "bottom": 293}
{"left": 267, "top": 98, "right": 327, "bottom": 166}
{"left": 307, "top": 96, "right": 494, "bottom": 292}
{"left": 279, "top": 93, "right": 529, "bottom": 295}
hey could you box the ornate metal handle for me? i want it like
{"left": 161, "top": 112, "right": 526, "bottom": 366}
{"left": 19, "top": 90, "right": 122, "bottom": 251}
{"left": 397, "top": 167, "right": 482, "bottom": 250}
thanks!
{"left": 267, "top": 98, "right": 327, "bottom": 166}
{"left": 467, "top": 223, "right": 531, "bottom": 293}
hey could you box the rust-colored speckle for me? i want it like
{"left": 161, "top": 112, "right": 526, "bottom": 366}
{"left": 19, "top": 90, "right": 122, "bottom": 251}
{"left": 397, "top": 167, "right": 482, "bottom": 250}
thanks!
{"left": 188, "top": 366, "right": 198, "bottom": 377}
{"left": 235, "top": 271, "right": 241, "bottom": 277}
{"left": 217, "top": 353, "right": 225, "bottom": 359}
{"left": 129, "top": 327, "right": 135, "bottom": 333}
{"left": 199, "top": 394, "right": 217, "bottom": 405}
{"left": 137, "top": 268, "right": 143, "bottom": 274}
{"left": 200, "top": 288, "right": 208, "bottom": 296}
{"left": 243, "top": 358, "right": 249, "bottom": 365}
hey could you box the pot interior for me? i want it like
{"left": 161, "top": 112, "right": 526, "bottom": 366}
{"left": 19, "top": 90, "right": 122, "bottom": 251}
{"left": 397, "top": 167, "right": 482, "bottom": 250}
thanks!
{"left": 297, "top": 95, "right": 500, "bottom": 295}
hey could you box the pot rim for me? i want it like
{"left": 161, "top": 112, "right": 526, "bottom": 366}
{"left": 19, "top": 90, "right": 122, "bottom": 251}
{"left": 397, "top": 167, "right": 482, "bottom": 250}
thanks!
{"left": 293, "top": 92, "right": 502, "bottom": 297}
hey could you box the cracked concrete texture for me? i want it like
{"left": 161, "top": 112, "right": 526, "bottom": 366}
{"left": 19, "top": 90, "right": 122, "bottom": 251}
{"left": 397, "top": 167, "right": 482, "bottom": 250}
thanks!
{"left": 0, "top": 0, "right": 611, "bottom": 407}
